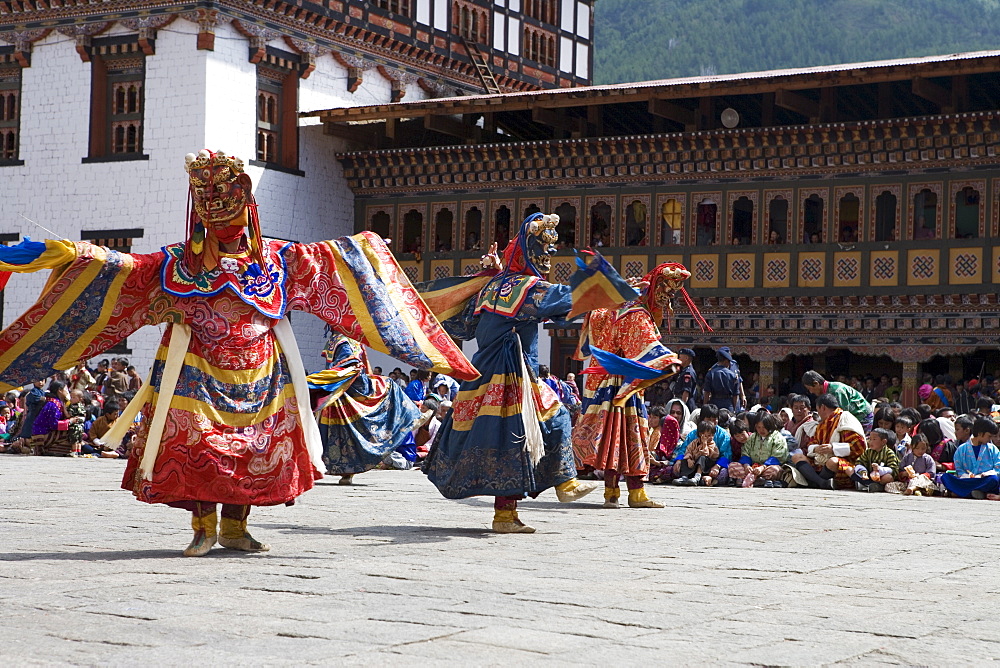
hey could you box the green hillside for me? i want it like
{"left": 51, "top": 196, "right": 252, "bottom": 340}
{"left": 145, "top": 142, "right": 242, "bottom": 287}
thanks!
{"left": 593, "top": 0, "right": 1000, "bottom": 84}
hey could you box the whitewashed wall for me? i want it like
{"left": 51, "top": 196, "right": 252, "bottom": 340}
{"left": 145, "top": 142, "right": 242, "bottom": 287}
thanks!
{"left": 0, "top": 16, "right": 431, "bottom": 377}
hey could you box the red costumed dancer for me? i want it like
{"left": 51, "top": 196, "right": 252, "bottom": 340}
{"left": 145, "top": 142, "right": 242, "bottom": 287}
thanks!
{"left": 0, "top": 150, "right": 476, "bottom": 555}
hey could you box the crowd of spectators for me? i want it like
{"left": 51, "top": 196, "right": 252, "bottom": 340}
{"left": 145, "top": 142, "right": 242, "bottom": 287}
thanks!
{"left": 0, "top": 357, "right": 138, "bottom": 459}
{"left": 638, "top": 360, "right": 1000, "bottom": 498}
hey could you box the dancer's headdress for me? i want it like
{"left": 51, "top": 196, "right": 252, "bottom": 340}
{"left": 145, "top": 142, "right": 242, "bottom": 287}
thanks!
{"left": 500, "top": 212, "right": 559, "bottom": 277}
{"left": 183, "top": 149, "right": 268, "bottom": 276}
{"left": 640, "top": 262, "right": 711, "bottom": 333}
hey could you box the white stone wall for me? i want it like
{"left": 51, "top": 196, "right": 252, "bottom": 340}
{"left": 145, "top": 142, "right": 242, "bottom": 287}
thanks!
{"left": 0, "top": 16, "right": 435, "bottom": 378}
{"left": 0, "top": 22, "right": 207, "bottom": 375}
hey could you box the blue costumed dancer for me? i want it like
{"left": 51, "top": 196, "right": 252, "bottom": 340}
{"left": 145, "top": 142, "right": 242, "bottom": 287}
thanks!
{"left": 307, "top": 331, "right": 420, "bottom": 485}
{"left": 417, "top": 212, "right": 638, "bottom": 533}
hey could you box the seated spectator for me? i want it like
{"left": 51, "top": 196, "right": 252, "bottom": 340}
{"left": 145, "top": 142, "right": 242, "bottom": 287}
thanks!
{"left": 786, "top": 394, "right": 817, "bottom": 451}
{"left": 31, "top": 380, "right": 85, "bottom": 457}
{"left": 851, "top": 428, "right": 899, "bottom": 492}
{"left": 893, "top": 415, "right": 914, "bottom": 454}
{"left": 873, "top": 406, "right": 895, "bottom": 432}
{"left": 941, "top": 418, "right": 1000, "bottom": 500}
{"left": 925, "top": 375, "right": 953, "bottom": 412}
{"left": 404, "top": 370, "right": 429, "bottom": 403}
{"left": 788, "top": 393, "right": 866, "bottom": 490}
{"left": 727, "top": 412, "right": 788, "bottom": 488}
{"left": 890, "top": 433, "right": 937, "bottom": 496}
{"left": 672, "top": 404, "right": 732, "bottom": 481}
{"left": 920, "top": 417, "right": 956, "bottom": 471}
{"left": 672, "top": 420, "right": 720, "bottom": 487}
{"left": 728, "top": 419, "right": 750, "bottom": 462}
{"left": 89, "top": 400, "right": 121, "bottom": 456}
{"left": 649, "top": 406, "right": 679, "bottom": 484}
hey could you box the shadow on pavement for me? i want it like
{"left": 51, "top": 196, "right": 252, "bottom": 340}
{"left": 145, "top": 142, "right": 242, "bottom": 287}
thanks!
{"left": 0, "top": 548, "right": 182, "bottom": 561}
{"left": 254, "top": 523, "right": 492, "bottom": 544}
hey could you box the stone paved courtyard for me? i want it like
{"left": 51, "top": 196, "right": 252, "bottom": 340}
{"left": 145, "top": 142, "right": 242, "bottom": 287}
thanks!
{"left": 1, "top": 457, "right": 999, "bottom": 666}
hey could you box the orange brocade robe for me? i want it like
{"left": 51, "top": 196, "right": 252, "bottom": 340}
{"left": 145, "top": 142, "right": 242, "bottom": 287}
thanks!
{"left": 572, "top": 304, "right": 680, "bottom": 476}
{"left": 811, "top": 408, "right": 867, "bottom": 489}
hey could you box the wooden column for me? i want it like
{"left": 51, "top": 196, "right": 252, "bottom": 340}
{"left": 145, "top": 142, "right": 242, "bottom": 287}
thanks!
{"left": 758, "top": 360, "right": 775, "bottom": 398}
{"left": 901, "top": 361, "right": 919, "bottom": 408}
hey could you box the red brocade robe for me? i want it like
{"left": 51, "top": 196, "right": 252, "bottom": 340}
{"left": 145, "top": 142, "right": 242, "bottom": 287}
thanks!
{"left": 572, "top": 304, "right": 680, "bottom": 475}
{"left": 0, "top": 234, "right": 475, "bottom": 508}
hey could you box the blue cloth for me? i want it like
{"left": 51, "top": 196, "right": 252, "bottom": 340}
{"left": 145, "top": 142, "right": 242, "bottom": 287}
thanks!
{"left": 0, "top": 238, "right": 47, "bottom": 265}
{"left": 422, "top": 277, "right": 577, "bottom": 499}
{"left": 675, "top": 425, "right": 732, "bottom": 462}
{"left": 317, "top": 334, "right": 421, "bottom": 475}
{"left": 404, "top": 379, "right": 426, "bottom": 402}
{"left": 941, "top": 473, "right": 999, "bottom": 498}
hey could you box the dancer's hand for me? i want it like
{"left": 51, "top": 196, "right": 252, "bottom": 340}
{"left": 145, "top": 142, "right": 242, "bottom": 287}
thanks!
{"left": 481, "top": 243, "right": 503, "bottom": 271}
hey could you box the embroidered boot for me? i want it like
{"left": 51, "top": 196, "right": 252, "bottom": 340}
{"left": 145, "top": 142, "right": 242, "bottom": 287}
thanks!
{"left": 603, "top": 487, "right": 620, "bottom": 509}
{"left": 555, "top": 478, "right": 600, "bottom": 502}
{"left": 339, "top": 474, "right": 355, "bottom": 485}
{"left": 183, "top": 510, "right": 218, "bottom": 557}
{"left": 627, "top": 487, "right": 664, "bottom": 508}
{"left": 219, "top": 505, "right": 270, "bottom": 552}
{"left": 491, "top": 509, "right": 536, "bottom": 534}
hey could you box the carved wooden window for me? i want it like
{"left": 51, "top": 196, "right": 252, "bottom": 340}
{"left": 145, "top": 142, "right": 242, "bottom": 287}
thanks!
{"left": 660, "top": 198, "right": 682, "bottom": 245}
{"left": 494, "top": 205, "right": 512, "bottom": 248}
{"left": 731, "top": 196, "right": 753, "bottom": 245}
{"left": 624, "top": 200, "right": 648, "bottom": 246}
{"left": 464, "top": 207, "right": 483, "bottom": 250}
{"left": 402, "top": 208, "right": 424, "bottom": 254}
{"left": 767, "top": 198, "right": 788, "bottom": 244}
{"left": 695, "top": 200, "right": 717, "bottom": 246}
{"left": 912, "top": 189, "right": 937, "bottom": 240}
{"left": 525, "top": 0, "right": 557, "bottom": 24}
{"left": 589, "top": 201, "right": 612, "bottom": 247}
{"left": 434, "top": 207, "right": 454, "bottom": 251}
{"left": 369, "top": 210, "right": 391, "bottom": 239}
{"left": 802, "top": 194, "right": 824, "bottom": 243}
{"left": 524, "top": 26, "right": 557, "bottom": 68}
{"left": 256, "top": 67, "right": 285, "bottom": 165}
{"left": 553, "top": 201, "right": 578, "bottom": 248}
{"left": 453, "top": 1, "right": 489, "bottom": 43}
{"left": 0, "top": 65, "right": 20, "bottom": 162}
{"left": 954, "top": 186, "right": 980, "bottom": 239}
{"left": 372, "top": 0, "right": 410, "bottom": 16}
{"left": 874, "top": 190, "right": 898, "bottom": 242}
{"left": 90, "top": 55, "right": 145, "bottom": 158}
{"left": 837, "top": 193, "right": 860, "bottom": 242}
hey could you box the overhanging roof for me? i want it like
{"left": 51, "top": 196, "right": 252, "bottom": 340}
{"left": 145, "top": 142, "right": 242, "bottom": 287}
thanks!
{"left": 305, "top": 49, "right": 1000, "bottom": 123}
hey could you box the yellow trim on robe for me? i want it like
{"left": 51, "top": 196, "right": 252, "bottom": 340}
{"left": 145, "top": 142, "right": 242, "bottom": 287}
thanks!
{"left": 152, "top": 346, "right": 278, "bottom": 386}
{"left": 0, "top": 239, "right": 78, "bottom": 273}
{"left": 149, "top": 383, "right": 297, "bottom": 427}
{"left": 57, "top": 250, "right": 134, "bottom": 369}
{"left": 347, "top": 236, "right": 451, "bottom": 372}
{"left": 0, "top": 248, "right": 106, "bottom": 374}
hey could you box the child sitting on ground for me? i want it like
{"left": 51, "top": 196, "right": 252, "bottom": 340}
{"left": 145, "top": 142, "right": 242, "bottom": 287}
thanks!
{"left": 851, "top": 427, "right": 900, "bottom": 492}
{"left": 673, "top": 420, "right": 720, "bottom": 487}
{"left": 65, "top": 390, "right": 89, "bottom": 457}
{"left": 893, "top": 415, "right": 913, "bottom": 456}
{"left": 893, "top": 433, "right": 937, "bottom": 495}
{"left": 727, "top": 412, "right": 788, "bottom": 488}
{"left": 941, "top": 417, "right": 1000, "bottom": 500}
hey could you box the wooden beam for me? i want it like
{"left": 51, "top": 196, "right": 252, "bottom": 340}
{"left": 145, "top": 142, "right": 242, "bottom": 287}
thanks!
{"left": 531, "top": 106, "right": 587, "bottom": 137}
{"left": 647, "top": 98, "right": 697, "bottom": 129}
{"left": 423, "top": 114, "right": 481, "bottom": 141}
{"left": 774, "top": 89, "right": 820, "bottom": 120}
{"left": 877, "top": 82, "right": 892, "bottom": 117}
{"left": 760, "top": 92, "right": 775, "bottom": 126}
{"left": 322, "top": 121, "right": 385, "bottom": 148}
{"left": 912, "top": 77, "right": 951, "bottom": 109}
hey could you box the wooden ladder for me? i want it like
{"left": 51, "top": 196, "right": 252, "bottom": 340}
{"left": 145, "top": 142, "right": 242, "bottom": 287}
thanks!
{"left": 463, "top": 38, "right": 502, "bottom": 95}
